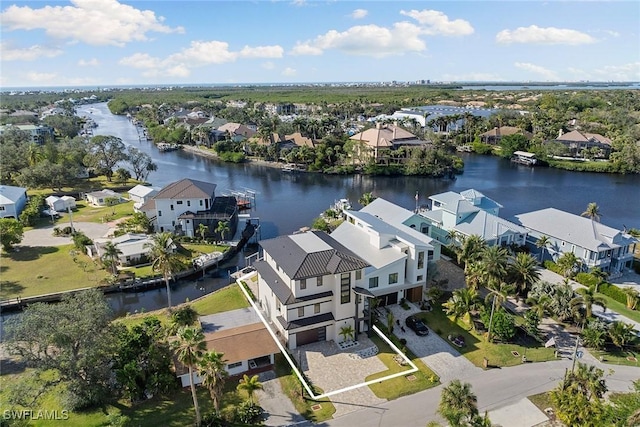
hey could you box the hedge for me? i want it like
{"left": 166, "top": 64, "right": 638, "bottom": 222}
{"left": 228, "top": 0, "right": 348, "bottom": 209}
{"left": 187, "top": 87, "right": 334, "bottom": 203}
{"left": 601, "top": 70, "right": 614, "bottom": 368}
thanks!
{"left": 575, "top": 272, "right": 599, "bottom": 288}
{"left": 599, "top": 283, "right": 627, "bottom": 305}
{"left": 543, "top": 260, "right": 564, "bottom": 275}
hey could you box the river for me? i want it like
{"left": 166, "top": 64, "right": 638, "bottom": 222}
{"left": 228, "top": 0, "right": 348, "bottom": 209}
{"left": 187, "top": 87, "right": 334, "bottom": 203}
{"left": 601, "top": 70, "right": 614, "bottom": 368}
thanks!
{"left": 75, "top": 103, "right": 639, "bottom": 315}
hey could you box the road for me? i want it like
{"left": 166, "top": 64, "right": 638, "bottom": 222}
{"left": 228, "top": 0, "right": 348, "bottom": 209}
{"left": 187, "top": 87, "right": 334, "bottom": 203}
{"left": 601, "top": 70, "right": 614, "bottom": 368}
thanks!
{"left": 326, "top": 359, "right": 640, "bottom": 427}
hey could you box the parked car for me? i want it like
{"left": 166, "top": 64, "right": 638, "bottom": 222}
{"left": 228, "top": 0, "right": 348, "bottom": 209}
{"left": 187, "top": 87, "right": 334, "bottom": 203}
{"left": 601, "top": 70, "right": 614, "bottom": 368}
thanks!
{"left": 448, "top": 334, "right": 465, "bottom": 348}
{"left": 405, "top": 315, "right": 429, "bottom": 336}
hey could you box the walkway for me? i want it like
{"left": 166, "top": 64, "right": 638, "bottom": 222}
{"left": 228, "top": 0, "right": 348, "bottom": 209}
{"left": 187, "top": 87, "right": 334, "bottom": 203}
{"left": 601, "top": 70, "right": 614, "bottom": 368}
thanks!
{"left": 257, "top": 370, "right": 309, "bottom": 427}
{"left": 386, "top": 304, "right": 482, "bottom": 383}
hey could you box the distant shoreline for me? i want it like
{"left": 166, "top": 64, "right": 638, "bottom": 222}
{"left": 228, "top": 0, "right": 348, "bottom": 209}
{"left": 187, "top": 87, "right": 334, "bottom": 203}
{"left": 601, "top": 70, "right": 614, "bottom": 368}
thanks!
{"left": 181, "top": 144, "right": 285, "bottom": 170}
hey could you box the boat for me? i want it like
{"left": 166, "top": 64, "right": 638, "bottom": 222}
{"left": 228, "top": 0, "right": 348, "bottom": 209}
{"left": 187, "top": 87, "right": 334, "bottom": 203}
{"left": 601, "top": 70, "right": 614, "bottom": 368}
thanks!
{"left": 331, "top": 198, "right": 352, "bottom": 212}
{"left": 157, "top": 143, "right": 181, "bottom": 152}
{"left": 511, "top": 150, "right": 538, "bottom": 166}
{"left": 281, "top": 163, "right": 305, "bottom": 173}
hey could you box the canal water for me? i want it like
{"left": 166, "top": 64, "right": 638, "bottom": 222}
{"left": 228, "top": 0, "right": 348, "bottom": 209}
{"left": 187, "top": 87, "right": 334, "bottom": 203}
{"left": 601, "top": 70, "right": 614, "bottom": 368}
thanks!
{"left": 74, "top": 103, "right": 640, "bottom": 315}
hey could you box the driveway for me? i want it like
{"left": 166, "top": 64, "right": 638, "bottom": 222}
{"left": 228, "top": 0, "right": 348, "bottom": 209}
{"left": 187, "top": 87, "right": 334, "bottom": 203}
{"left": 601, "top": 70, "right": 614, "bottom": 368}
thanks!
{"left": 19, "top": 222, "right": 111, "bottom": 247}
{"left": 386, "top": 304, "right": 482, "bottom": 383}
{"left": 256, "top": 370, "right": 309, "bottom": 427}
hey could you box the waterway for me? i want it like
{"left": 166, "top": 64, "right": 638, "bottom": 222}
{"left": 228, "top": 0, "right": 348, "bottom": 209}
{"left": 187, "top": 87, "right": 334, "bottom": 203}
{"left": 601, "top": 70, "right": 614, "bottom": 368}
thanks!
{"left": 72, "top": 103, "right": 640, "bottom": 315}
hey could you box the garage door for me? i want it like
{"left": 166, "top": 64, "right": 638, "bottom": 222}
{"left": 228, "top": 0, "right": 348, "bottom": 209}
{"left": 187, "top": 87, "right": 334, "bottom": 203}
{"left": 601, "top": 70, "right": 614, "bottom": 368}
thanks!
{"left": 295, "top": 327, "right": 326, "bottom": 346}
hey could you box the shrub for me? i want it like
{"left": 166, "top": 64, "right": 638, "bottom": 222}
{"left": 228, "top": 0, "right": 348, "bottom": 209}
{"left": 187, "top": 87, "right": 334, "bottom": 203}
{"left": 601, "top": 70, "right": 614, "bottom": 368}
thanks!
{"left": 599, "top": 283, "right": 627, "bottom": 305}
{"left": 543, "top": 260, "right": 564, "bottom": 275}
{"left": 72, "top": 231, "right": 92, "bottom": 250}
{"left": 234, "top": 402, "right": 263, "bottom": 424}
{"left": 575, "top": 272, "right": 598, "bottom": 288}
{"left": 170, "top": 305, "right": 198, "bottom": 327}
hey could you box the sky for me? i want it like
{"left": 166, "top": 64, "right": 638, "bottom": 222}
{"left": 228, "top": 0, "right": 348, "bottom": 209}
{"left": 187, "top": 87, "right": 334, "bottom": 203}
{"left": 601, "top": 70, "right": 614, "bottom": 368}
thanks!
{"left": 1, "top": 0, "right": 639, "bottom": 88}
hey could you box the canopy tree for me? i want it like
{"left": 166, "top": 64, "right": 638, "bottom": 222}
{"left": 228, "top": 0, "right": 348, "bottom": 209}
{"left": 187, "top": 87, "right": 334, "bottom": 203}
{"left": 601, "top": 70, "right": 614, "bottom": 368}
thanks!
{"left": 0, "top": 218, "right": 24, "bottom": 251}
{"left": 84, "top": 135, "right": 128, "bottom": 182}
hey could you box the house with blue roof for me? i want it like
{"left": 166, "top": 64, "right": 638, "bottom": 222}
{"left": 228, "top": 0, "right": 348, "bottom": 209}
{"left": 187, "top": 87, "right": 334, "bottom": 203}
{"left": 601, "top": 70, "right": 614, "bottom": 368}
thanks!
{"left": 0, "top": 185, "right": 28, "bottom": 219}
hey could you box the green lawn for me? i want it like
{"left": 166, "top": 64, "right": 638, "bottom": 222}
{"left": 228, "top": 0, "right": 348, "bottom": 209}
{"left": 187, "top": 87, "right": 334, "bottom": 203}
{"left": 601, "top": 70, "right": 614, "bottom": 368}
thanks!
{"left": 366, "top": 335, "right": 439, "bottom": 400}
{"left": 417, "top": 305, "right": 556, "bottom": 368}
{"left": 591, "top": 348, "right": 640, "bottom": 367}
{"left": 596, "top": 293, "right": 640, "bottom": 324}
{"left": 0, "top": 244, "right": 110, "bottom": 299}
{"left": 274, "top": 354, "right": 335, "bottom": 423}
{"left": 70, "top": 200, "right": 135, "bottom": 223}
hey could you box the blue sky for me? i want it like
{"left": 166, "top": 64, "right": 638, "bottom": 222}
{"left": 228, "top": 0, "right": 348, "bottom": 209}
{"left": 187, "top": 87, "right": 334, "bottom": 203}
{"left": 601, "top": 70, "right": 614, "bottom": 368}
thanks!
{"left": 1, "top": 0, "right": 639, "bottom": 87}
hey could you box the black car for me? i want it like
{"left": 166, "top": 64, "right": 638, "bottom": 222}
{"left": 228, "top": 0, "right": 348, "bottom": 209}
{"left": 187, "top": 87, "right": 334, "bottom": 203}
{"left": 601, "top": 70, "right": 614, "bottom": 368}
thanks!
{"left": 405, "top": 315, "right": 429, "bottom": 336}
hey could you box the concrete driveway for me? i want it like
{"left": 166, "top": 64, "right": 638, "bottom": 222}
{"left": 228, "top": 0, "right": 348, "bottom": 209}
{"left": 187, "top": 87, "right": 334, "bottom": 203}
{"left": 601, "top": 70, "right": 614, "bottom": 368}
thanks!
{"left": 19, "top": 222, "right": 111, "bottom": 247}
{"left": 256, "top": 371, "right": 308, "bottom": 427}
{"left": 386, "top": 304, "right": 482, "bottom": 383}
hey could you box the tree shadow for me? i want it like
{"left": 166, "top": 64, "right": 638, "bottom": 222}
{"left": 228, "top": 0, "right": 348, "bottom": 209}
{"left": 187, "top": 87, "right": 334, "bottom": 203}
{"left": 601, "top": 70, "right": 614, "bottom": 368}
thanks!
{"left": 7, "top": 246, "right": 59, "bottom": 261}
{"left": 0, "top": 280, "right": 25, "bottom": 299}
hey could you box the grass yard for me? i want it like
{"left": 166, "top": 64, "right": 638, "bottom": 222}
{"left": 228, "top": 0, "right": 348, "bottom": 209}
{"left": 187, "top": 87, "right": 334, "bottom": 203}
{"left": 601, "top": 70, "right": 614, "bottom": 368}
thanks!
{"left": 596, "top": 293, "right": 640, "bottom": 324}
{"left": 591, "top": 348, "right": 640, "bottom": 367}
{"left": 274, "top": 354, "right": 336, "bottom": 423}
{"left": 417, "top": 305, "right": 556, "bottom": 368}
{"left": 180, "top": 243, "right": 229, "bottom": 257}
{"left": 0, "top": 244, "right": 109, "bottom": 299}
{"left": 528, "top": 391, "right": 553, "bottom": 413}
{"left": 366, "top": 334, "right": 439, "bottom": 400}
{"left": 70, "top": 200, "right": 135, "bottom": 223}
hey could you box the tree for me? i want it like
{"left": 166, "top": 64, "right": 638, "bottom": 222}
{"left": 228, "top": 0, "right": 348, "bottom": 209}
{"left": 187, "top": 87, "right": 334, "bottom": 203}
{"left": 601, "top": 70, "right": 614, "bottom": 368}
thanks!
{"left": 526, "top": 293, "right": 552, "bottom": 318}
{"left": 215, "top": 221, "right": 230, "bottom": 243}
{"left": 146, "top": 232, "right": 181, "bottom": 308}
{"left": 358, "top": 192, "right": 376, "bottom": 207}
{"left": 608, "top": 321, "right": 636, "bottom": 350}
{"left": 173, "top": 326, "right": 206, "bottom": 427}
{"left": 571, "top": 285, "right": 606, "bottom": 319}
{"left": 622, "top": 287, "right": 639, "bottom": 310}
{"left": 198, "top": 223, "right": 209, "bottom": 242}
{"left": 5, "top": 289, "right": 116, "bottom": 409}
{"left": 198, "top": 351, "right": 228, "bottom": 414}
{"left": 0, "top": 218, "right": 24, "bottom": 251}
{"left": 535, "top": 235, "right": 551, "bottom": 262}
{"left": 481, "top": 306, "right": 516, "bottom": 342}
{"left": 127, "top": 147, "right": 157, "bottom": 181}
{"left": 457, "top": 235, "right": 487, "bottom": 271}
{"left": 237, "top": 374, "right": 263, "bottom": 405}
{"left": 550, "top": 363, "right": 608, "bottom": 427}
{"left": 438, "top": 380, "right": 479, "bottom": 427}
{"left": 101, "top": 241, "right": 123, "bottom": 276}
{"left": 509, "top": 253, "right": 541, "bottom": 297}
{"left": 581, "top": 319, "right": 607, "bottom": 350}
{"left": 114, "top": 167, "right": 131, "bottom": 183}
{"left": 443, "top": 288, "right": 479, "bottom": 326}
{"left": 581, "top": 202, "right": 601, "bottom": 222}
{"left": 339, "top": 324, "right": 355, "bottom": 342}
{"left": 556, "top": 252, "right": 581, "bottom": 278}
{"left": 590, "top": 267, "right": 608, "bottom": 293}
{"left": 84, "top": 135, "right": 128, "bottom": 182}
{"left": 311, "top": 217, "right": 330, "bottom": 232}
{"left": 480, "top": 245, "right": 510, "bottom": 287}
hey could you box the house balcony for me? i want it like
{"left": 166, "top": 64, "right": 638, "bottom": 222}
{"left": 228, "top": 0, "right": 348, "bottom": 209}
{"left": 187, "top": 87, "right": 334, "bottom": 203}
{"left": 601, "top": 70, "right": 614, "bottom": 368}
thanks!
{"left": 276, "top": 312, "right": 335, "bottom": 331}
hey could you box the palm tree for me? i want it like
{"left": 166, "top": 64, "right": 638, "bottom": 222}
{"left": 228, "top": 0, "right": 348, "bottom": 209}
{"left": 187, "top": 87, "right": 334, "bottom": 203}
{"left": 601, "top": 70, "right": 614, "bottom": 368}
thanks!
{"left": 197, "top": 223, "right": 209, "bottom": 242}
{"left": 438, "top": 379, "right": 479, "bottom": 427}
{"left": 464, "top": 262, "right": 484, "bottom": 291}
{"left": 358, "top": 192, "right": 376, "bottom": 207}
{"left": 146, "top": 232, "right": 181, "bottom": 308}
{"left": 535, "top": 235, "right": 551, "bottom": 262}
{"left": 198, "top": 351, "right": 228, "bottom": 414}
{"left": 173, "top": 326, "right": 206, "bottom": 427}
{"left": 556, "top": 252, "right": 580, "bottom": 278}
{"left": 581, "top": 202, "right": 601, "bottom": 222}
{"left": 480, "top": 245, "right": 509, "bottom": 287}
{"left": 590, "top": 267, "right": 608, "bottom": 293}
{"left": 101, "top": 241, "right": 123, "bottom": 276}
{"left": 485, "top": 281, "right": 516, "bottom": 306}
{"left": 510, "top": 253, "right": 541, "bottom": 297}
{"left": 571, "top": 286, "right": 606, "bottom": 319}
{"left": 215, "top": 221, "right": 230, "bottom": 244}
{"left": 443, "top": 288, "right": 479, "bottom": 326}
{"left": 338, "top": 324, "right": 355, "bottom": 342}
{"left": 622, "top": 287, "right": 639, "bottom": 310}
{"left": 608, "top": 321, "right": 636, "bottom": 349}
{"left": 526, "top": 294, "right": 552, "bottom": 318}
{"left": 237, "top": 374, "right": 263, "bottom": 405}
{"left": 457, "top": 235, "right": 486, "bottom": 270}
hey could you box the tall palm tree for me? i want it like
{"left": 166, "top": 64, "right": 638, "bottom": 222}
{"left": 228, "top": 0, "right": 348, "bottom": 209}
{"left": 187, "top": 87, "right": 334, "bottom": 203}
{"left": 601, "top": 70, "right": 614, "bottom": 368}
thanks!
{"left": 480, "top": 245, "right": 509, "bottom": 287}
{"left": 358, "top": 192, "right": 376, "bottom": 207}
{"left": 464, "top": 262, "right": 484, "bottom": 291}
{"left": 443, "top": 288, "right": 479, "bottom": 326}
{"left": 526, "top": 294, "right": 552, "bottom": 318}
{"left": 438, "top": 379, "right": 479, "bottom": 427}
{"left": 535, "top": 235, "right": 551, "bottom": 262}
{"left": 510, "top": 253, "right": 541, "bottom": 297}
{"left": 146, "top": 232, "right": 181, "bottom": 308}
{"left": 457, "top": 235, "right": 486, "bottom": 270}
{"left": 571, "top": 286, "right": 606, "bottom": 319}
{"left": 581, "top": 202, "right": 601, "bottom": 222}
{"left": 173, "top": 326, "right": 206, "bottom": 427}
{"left": 237, "top": 374, "right": 263, "bottom": 405}
{"left": 215, "top": 221, "right": 230, "bottom": 243}
{"left": 101, "top": 241, "right": 123, "bottom": 276}
{"left": 198, "top": 351, "right": 228, "bottom": 415}
{"left": 197, "top": 223, "right": 209, "bottom": 242}
{"left": 485, "top": 281, "right": 516, "bottom": 306}
{"left": 556, "top": 252, "right": 580, "bottom": 278}
{"left": 589, "top": 267, "right": 608, "bottom": 293}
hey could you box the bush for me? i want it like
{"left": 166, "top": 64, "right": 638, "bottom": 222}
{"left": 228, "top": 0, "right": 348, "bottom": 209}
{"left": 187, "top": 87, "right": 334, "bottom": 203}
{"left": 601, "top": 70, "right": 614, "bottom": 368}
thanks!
{"left": 170, "top": 305, "right": 198, "bottom": 327}
{"left": 440, "top": 245, "right": 457, "bottom": 259}
{"left": 234, "top": 402, "right": 263, "bottom": 424}
{"left": 575, "top": 272, "right": 598, "bottom": 288}
{"left": 599, "top": 283, "right": 627, "bottom": 305}
{"left": 543, "top": 260, "right": 563, "bottom": 275}
{"left": 72, "top": 231, "right": 92, "bottom": 250}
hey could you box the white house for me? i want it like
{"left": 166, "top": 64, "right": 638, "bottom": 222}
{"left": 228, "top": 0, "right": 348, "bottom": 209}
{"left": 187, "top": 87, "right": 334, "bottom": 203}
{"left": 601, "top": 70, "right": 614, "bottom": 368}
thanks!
{"left": 128, "top": 185, "right": 158, "bottom": 211}
{"left": 419, "top": 189, "right": 528, "bottom": 247}
{"left": 45, "top": 195, "right": 76, "bottom": 212}
{"left": 331, "top": 198, "right": 439, "bottom": 306}
{"left": 175, "top": 308, "right": 280, "bottom": 387}
{"left": 0, "top": 185, "right": 28, "bottom": 219}
{"left": 254, "top": 230, "right": 370, "bottom": 349}
{"left": 515, "top": 208, "right": 638, "bottom": 275}
{"left": 85, "top": 189, "right": 121, "bottom": 207}
{"left": 89, "top": 233, "right": 176, "bottom": 267}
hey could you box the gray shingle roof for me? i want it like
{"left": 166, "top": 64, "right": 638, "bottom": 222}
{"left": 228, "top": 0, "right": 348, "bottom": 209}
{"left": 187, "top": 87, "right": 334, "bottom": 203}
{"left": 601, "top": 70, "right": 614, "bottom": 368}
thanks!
{"left": 154, "top": 178, "right": 216, "bottom": 200}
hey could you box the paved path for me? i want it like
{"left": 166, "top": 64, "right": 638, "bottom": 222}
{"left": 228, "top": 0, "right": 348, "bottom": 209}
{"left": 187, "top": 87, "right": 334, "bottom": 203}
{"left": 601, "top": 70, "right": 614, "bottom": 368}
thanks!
{"left": 19, "top": 222, "right": 111, "bottom": 247}
{"left": 386, "top": 304, "right": 482, "bottom": 383}
{"left": 257, "top": 371, "right": 308, "bottom": 427}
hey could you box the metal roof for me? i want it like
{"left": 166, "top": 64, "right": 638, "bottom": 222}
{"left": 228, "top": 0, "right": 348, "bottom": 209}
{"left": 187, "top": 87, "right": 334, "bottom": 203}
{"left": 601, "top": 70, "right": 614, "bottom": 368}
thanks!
{"left": 154, "top": 178, "right": 216, "bottom": 200}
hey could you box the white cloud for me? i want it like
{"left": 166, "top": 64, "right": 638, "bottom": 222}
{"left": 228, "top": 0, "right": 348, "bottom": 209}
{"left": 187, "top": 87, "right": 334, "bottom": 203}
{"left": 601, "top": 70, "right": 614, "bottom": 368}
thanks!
{"left": 26, "top": 71, "right": 57, "bottom": 83}
{"left": 0, "top": 0, "right": 184, "bottom": 47}
{"left": 350, "top": 9, "right": 368, "bottom": 20}
{"left": 0, "top": 42, "right": 63, "bottom": 61}
{"left": 592, "top": 62, "right": 640, "bottom": 81}
{"left": 400, "top": 9, "right": 474, "bottom": 36}
{"left": 496, "top": 25, "right": 595, "bottom": 45}
{"left": 78, "top": 58, "right": 99, "bottom": 66}
{"left": 290, "top": 22, "right": 426, "bottom": 57}
{"left": 515, "top": 62, "right": 559, "bottom": 80}
{"left": 282, "top": 67, "right": 297, "bottom": 77}
{"left": 120, "top": 40, "right": 285, "bottom": 77}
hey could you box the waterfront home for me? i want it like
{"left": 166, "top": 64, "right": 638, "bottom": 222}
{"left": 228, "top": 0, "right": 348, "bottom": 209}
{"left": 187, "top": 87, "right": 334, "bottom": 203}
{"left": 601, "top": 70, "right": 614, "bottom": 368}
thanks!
{"left": 550, "top": 130, "right": 612, "bottom": 158}
{"left": 254, "top": 230, "right": 370, "bottom": 349}
{"left": 140, "top": 178, "right": 238, "bottom": 239}
{"left": 128, "top": 185, "right": 158, "bottom": 211}
{"left": 419, "top": 189, "right": 528, "bottom": 247}
{"left": 515, "top": 208, "right": 637, "bottom": 275}
{"left": 217, "top": 122, "right": 256, "bottom": 142}
{"left": 349, "top": 123, "right": 427, "bottom": 164}
{"left": 175, "top": 308, "right": 280, "bottom": 386}
{"left": 479, "top": 126, "right": 533, "bottom": 145}
{"left": 85, "top": 189, "right": 121, "bottom": 207}
{"left": 88, "top": 233, "right": 174, "bottom": 267}
{"left": 0, "top": 185, "right": 28, "bottom": 219}
{"left": 331, "top": 198, "right": 439, "bottom": 306}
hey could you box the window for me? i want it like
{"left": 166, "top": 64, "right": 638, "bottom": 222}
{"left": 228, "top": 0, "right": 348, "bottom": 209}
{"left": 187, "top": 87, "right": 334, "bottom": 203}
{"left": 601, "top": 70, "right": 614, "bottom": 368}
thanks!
{"left": 314, "top": 303, "right": 320, "bottom": 314}
{"left": 199, "top": 200, "right": 203, "bottom": 206}
{"left": 176, "top": 200, "right": 183, "bottom": 205}
{"left": 228, "top": 361, "right": 242, "bottom": 369}
{"left": 187, "top": 200, "right": 191, "bottom": 207}
{"left": 369, "top": 277, "right": 379, "bottom": 288}
{"left": 0, "top": 206, "right": 4, "bottom": 211}
{"left": 317, "top": 276, "right": 323, "bottom": 287}
{"left": 340, "top": 273, "right": 351, "bottom": 304}
{"left": 298, "top": 307, "right": 304, "bottom": 317}
{"left": 427, "top": 250, "right": 434, "bottom": 261}
{"left": 158, "top": 210, "right": 162, "bottom": 216}
{"left": 389, "top": 273, "right": 398, "bottom": 284}
{"left": 417, "top": 275, "right": 423, "bottom": 281}
{"left": 300, "top": 279, "right": 306, "bottom": 290}
{"left": 276, "top": 300, "right": 281, "bottom": 312}
{"left": 417, "top": 252, "right": 425, "bottom": 269}
{"left": 356, "top": 270, "right": 362, "bottom": 280}
{"left": 170, "top": 204, "right": 174, "bottom": 211}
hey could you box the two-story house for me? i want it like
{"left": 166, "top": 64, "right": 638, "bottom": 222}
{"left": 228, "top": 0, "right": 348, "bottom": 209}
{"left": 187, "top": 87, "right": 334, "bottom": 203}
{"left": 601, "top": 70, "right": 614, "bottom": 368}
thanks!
{"left": 515, "top": 208, "right": 637, "bottom": 275}
{"left": 254, "top": 230, "right": 369, "bottom": 350}
{"left": 331, "top": 198, "right": 439, "bottom": 306}
{"left": 419, "top": 189, "right": 528, "bottom": 247}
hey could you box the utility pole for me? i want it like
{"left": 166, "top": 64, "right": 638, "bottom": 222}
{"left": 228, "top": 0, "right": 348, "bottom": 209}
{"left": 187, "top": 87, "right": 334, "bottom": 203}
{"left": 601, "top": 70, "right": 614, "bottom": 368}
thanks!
{"left": 68, "top": 205, "right": 74, "bottom": 233}
{"left": 571, "top": 321, "right": 584, "bottom": 372}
